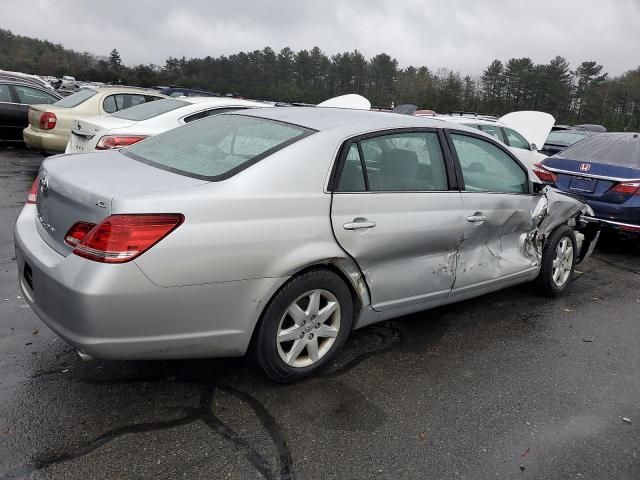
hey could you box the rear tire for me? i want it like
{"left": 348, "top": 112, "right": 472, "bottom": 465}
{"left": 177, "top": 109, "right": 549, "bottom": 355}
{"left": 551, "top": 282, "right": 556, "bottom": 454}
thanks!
{"left": 537, "top": 225, "right": 577, "bottom": 297}
{"left": 255, "top": 269, "right": 353, "bottom": 383}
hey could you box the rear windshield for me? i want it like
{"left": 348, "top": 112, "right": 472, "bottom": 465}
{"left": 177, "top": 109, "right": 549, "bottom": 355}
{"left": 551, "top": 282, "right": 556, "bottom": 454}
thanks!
{"left": 112, "top": 98, "right": 189, "bottom": 121}
{"left": 556, "top": 133, "right": 640, "bottom": 168}
{"left": 546, "top": 130, "right": 588, "bottom": 145}
{"left": 54, "top": 89, "right": 97, "bottom": 108}
{"left": 124, "top": 114, "right": 314, "bottom": 180}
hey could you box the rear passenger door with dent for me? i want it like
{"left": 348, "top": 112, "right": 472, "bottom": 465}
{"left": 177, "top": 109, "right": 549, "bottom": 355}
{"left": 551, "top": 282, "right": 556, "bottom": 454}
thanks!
{"left": 330, "top": 129, "right": 464, "bottom": 312}
{"left": 447, "top": 131, "right": 541, "bottom": 293}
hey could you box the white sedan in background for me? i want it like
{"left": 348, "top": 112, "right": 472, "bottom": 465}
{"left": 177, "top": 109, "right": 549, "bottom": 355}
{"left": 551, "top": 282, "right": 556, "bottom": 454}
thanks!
{"left": 65, "top": 97, "right": 273, "bottom": 152}
{"left": 436, "top": 111, "right": 555, "bottom": 168}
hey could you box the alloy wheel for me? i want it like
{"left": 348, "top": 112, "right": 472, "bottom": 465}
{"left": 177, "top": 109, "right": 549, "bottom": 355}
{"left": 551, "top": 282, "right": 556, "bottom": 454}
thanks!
{"left": 552, "top": 237, "right": 574, "bottom": 287}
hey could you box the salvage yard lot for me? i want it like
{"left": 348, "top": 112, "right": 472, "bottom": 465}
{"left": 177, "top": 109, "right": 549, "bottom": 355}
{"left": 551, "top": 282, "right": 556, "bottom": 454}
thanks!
{"left": 1, "top": 148, "right": 639, "bottom": 479}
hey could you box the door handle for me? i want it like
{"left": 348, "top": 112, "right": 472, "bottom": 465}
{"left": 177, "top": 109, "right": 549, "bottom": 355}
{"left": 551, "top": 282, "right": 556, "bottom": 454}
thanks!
{"left": 343, "top": 218, "right": 377, "bottom": 230}
{"left": 467, "top": 213, "right": 488, "bottom": 223}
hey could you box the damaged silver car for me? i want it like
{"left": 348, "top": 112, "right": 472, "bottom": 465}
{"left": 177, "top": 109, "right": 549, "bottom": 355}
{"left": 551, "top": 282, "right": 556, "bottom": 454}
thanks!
{"left": 15, "top": 108, "right": 600, "bottom": 382}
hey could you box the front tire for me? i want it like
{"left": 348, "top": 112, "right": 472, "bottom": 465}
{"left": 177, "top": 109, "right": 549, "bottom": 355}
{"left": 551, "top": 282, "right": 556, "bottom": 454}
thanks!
{"left": 255, "top": 270, "right": 353, "bottom": 383}
{"left": 537, "top": 225, "right": 577, "bottom": 297}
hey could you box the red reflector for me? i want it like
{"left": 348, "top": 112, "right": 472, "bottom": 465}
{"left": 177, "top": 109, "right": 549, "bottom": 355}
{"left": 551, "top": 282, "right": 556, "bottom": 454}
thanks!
{"left": 72, "top": 214, "right": 184, "bottom": 263}
{"left": 532, "top": 163, "right": 557, "bottom": 184}
{"left": 26, "top": 177, "right": 39, "bottom": 204}
{"left": 96, "top": 135, "right": 147, "bottom": 150}
{"left": 64, "top": 222, "right": 97, "bottom": 247}
{"left": 611, "top": 182, "right": 640, "bottom": 195}
{"left": 39, "top": 112, "right": 57, "bottom": 130}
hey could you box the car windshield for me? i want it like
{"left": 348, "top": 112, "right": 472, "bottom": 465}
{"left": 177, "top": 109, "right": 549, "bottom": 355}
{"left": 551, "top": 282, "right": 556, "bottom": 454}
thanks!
{"left": 53, "top": 89, "right": 97, "bottom": 108}
{"left": 124, "top": 114, "right": 314, "bottom": 180}
{"left": 546, "top": 130, "right": 588, "bottom": 145}
{"left": 112, "top": 98, "right": 189, "bottom": 121}
{"left": 556, "top": 133, "right": 640, "bottom": 168}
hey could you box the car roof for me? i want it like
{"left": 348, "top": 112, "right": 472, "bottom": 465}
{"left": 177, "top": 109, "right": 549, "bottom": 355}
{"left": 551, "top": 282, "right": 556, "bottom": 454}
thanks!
{"left": 238, "top": 106, "right": 460, "bottom": 133}
{"left": 0, "top": 78, "right": 59, "bottom": 92}
{"left": 90, "top": 85, "right": 164, "bottom": 95}
{"left": 436, "top": 115, "right": 505, "bottom": 127}
{"left": 180, "top": 97, "right": 272, "bottom": 107}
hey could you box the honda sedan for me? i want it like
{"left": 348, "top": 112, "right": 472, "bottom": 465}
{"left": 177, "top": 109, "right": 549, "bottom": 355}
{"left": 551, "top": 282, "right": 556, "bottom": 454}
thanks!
{"left": 15, "top": 108, "right": 599, "bottom": 382}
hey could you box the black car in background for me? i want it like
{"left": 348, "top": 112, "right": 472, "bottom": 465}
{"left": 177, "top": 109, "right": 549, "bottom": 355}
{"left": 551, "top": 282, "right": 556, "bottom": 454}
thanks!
{"left": 541, "top": 124, "right": 606, "bottom": 157}
{"left": 152, "top": 86, "right": 220, "bottom": 97}
{"left": 0, "top": 80, "right": 61, "bottom": 143}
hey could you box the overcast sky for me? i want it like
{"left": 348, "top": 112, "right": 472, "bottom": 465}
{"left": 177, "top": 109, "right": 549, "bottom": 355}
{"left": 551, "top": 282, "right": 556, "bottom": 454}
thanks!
{"left": 3, "top": 0, "right": 639, "bottom": 76}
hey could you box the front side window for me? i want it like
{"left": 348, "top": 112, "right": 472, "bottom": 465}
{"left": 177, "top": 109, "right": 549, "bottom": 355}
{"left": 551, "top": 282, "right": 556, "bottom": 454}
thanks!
{"left": 337, "top": 131, "right": 448, "bottom": 192}
{"left": 503, "top": 128, "right": 530, "bottom": 149}
{"left": 124, "top": 114, "right": 313, "bottom": 180}
{"left": 14, "top": 86, "right": 59, "bottom": 105}
{"left": 451, "top": 134, "right": 528, "bottom": 193}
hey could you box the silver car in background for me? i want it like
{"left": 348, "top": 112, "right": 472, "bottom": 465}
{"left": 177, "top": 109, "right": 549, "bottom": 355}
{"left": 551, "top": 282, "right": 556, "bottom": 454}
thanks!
{"left": 15, "top": 108, "right": 599, "bottom": 382}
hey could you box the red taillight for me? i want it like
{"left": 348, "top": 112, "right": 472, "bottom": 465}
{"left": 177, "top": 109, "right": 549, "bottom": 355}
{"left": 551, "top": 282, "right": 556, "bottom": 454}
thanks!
{"left": 64, "top": 222, "right": 97, "bottom": 247}
{"left": 26, "top": 177, "right": 39, "bottom": 204}
{"left": 532, "top": 163, "right": 557, "bottom": 184}
{"left": 39, "top": 112, "right": 57, "bottom": 130}
{"left": 96, "top": 135, "right": 147, "bottom": 150}
{"left": 611, "top": 182, "right": 640, "bottom": 195}
{"left": 71, "top": 214, "right": 184, "bottom": 263}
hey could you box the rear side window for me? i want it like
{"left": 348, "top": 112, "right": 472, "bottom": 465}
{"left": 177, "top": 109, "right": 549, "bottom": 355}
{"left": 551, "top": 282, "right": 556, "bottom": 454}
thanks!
{"left": 54, "top": 89, "right": 97, "bottom": 107}
{"left": 452, "top": 134, "right": 528, "bottom": 193}
{"left": 112, "top": 98, "right": 189, "bottom": 121}
{"left": 478, "top": 124, "right": 505, "bottom": 142}
{"left": 124, "top": 114, "right": 314, "bottom": 180}
{"left": 337, "top": 131, "right": 448, "bottom": 192}
{"left": 103, "top": 94, "right": 153, "bottom": 114}
{"left": 503, "top": 128, "right": 530, "bottom": 149}
{"left": 0, "top": 84, "right": 12, "bottom": 102}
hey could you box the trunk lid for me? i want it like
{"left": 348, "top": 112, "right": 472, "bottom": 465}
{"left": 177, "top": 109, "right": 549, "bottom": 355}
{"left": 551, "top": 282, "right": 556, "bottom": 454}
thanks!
{"left": 28, "top": 104, "right": 72, "bottom": 132}
{"left": 542, "top": 156, "right": 640, "bottom": 204}
{"left": 35, "top": 151, "right": 207, "bottom": 255}
{"left": 67, "top": 116, "right": 137, "bottom": 153}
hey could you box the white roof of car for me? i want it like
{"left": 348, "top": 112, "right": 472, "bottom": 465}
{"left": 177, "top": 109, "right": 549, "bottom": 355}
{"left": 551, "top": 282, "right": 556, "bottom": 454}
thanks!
{"left": 179, "top": 97, "right": 273, "bottom": 108}
{"left": 436, "top": 114, "right": 505, "bottom": 127}
{"left": 239, "top": 106, "right": 467, "bottom": 133}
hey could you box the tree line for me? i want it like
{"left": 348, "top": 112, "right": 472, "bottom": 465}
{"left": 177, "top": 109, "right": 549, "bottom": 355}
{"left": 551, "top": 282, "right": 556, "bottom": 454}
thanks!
{"left": 1, "top": 28, "right": 639, "bottom": 130}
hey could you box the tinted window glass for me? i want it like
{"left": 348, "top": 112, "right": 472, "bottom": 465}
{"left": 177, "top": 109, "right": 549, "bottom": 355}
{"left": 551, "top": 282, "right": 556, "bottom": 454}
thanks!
{"left": 0, "top": 84, "right": 12, "bottom": 102}
{"left": 556, "top": 133, "right": 640, "bottom": 168}
{"left": 337, "top": 144, "right": 366, "bottom": 192}
{"left": 359, "top": 132, "right": 448, "bottom": 191}
{"left": 479, "top": 124, "right": 505, "bottom": 142}
{"left": 504, "top": 128, "right": 530, "bottom": 149}
{"left": 452, "top": 134, "right": 527, "bottom": 193}
{"left": 54, "top": 89, "right": 97, "bottom": 107}
{"left": 103, "top": 94, "right": 150, "bottom": 114}
{"left": 14, "top": 86, "right": 58, "bottom": 105}
{"left": 125, "top": 114, "right": 313, "bottom": 180}
{"left": 546, "top": 130, "right": 588, "bottom": 145}
{"left": 112, "top": 98, "right": 189, "bottom": 121}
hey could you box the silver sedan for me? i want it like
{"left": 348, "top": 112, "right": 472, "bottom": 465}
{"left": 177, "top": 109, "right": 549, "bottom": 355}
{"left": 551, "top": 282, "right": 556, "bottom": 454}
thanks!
{"left": 15, "top": 108, "right": 599, "bottom": 382}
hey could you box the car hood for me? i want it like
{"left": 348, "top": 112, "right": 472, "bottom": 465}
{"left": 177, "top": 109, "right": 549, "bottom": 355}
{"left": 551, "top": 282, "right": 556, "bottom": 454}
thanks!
{"left": 499, "top": 111, "right": 555, "bottom": 151}
{"left": 317, "top": 94, "right": 371, "bottom": 110}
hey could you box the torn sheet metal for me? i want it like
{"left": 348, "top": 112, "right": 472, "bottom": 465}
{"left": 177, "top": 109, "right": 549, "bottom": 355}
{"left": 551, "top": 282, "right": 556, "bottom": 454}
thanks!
{"left": 525, "top": 186, "right": 598, "bottom": 262}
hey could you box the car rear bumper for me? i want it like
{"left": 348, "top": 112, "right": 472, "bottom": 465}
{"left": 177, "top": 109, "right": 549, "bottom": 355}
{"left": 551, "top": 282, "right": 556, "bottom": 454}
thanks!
{"left": 23, "top": 126, "right": 68, "bottom": 154}
{"left": 14, "top": 205, "right": 286, "bottom": 360}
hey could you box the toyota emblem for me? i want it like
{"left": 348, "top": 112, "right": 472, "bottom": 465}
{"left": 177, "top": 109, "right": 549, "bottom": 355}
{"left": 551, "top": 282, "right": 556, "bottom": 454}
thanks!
{"left": 40, "top": 175, "right": 49, "bottom": 196}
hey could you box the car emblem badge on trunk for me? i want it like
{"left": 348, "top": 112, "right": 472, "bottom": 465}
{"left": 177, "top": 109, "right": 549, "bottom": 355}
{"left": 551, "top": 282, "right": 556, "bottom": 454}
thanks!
{"left": 40, "top": 175, "right": 49, "bottom": 196}
{"left": 580, "top": 163, "right": 591, "bottom": 172}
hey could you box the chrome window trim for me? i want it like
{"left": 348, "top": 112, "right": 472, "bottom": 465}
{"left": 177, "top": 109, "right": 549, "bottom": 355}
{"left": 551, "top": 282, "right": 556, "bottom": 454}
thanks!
{"left": 544, "top": 166, "right": 640, "bottom": 183}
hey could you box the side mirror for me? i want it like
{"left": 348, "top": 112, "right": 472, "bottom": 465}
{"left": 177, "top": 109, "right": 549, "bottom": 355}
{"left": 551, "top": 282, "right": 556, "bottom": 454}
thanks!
{"left": 532, "top": 179, "right": 546, "bottom": 193}
{"left": 530, "top": 143, "right": 538, "bottom": 151}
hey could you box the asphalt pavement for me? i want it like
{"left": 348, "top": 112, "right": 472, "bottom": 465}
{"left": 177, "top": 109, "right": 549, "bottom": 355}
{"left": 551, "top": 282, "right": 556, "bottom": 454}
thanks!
{"left": 0, "top": 148, "right": 638, "bottom": 479}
